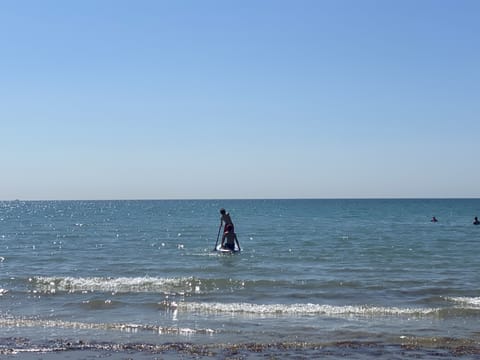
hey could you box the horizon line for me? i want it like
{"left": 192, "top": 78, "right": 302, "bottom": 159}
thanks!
{"left": 2, "top": 196, "right": 479, "bottom": 202}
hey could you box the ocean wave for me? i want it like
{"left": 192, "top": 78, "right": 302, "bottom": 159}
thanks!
{"left": 31, "top": 276, "right": 201, "bottom": 295}
{"left": 176, "top": 302, "right": 439, "bottom": 317}
{"left": 0, "top": 316, "right": 215, "bottom": 335}
{"left": 446, "top": 296, "right": 480, "bottom": 308}
{"left": 29, "top": 276, "right": 325, "bottom": 295}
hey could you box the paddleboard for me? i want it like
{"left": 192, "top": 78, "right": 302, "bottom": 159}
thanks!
{"left": 216, "top": 244, "right": 241, "bottom": 254}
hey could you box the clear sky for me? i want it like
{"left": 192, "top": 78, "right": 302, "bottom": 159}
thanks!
{"left": 1, "top": 0, "right": 479, "bottom": 200}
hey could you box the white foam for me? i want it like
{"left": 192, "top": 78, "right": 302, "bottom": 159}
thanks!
{"left": 178, "top": 302, "right": 438, "bottom": 317}
{"left": 447, "top": 296, "right": 480, "bottom": 308}
{"left": 32, "top": 276, "right": 196, "bottom": 294}
{"left": 0, "top": 317, "right": 215, "bottom": 335}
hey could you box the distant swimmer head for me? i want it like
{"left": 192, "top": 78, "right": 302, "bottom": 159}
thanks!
{"left": 220, "top": 208, "right": 226, "bottom": 215}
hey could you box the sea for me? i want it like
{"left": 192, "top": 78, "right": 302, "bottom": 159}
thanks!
{"left": 1, "top": 199, "right": 479, "bottom": 359}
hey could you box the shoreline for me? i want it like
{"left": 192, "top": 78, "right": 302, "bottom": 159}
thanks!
{"left": 2, "top": 339, "right": 480, "bottom": 359}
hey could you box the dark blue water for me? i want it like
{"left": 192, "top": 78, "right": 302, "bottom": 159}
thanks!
{"left": 1, "top": 199, "right": 480, "bottom": 358}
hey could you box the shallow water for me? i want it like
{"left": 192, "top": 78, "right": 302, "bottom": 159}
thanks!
{"left": 1, "top": 199, "right": 480, "bottom": 358}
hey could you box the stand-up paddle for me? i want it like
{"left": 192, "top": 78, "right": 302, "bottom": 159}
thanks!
{"left": 235, "top": 234, "right": 241, "bottom": 252}
{"left": 213, "top": 224, "right": 222, "bottom": 251}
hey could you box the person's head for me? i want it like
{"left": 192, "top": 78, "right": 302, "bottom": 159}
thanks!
{"left": 220, "top": 208, "right": 226, "bottom": 215}
{"left": 225, "top": 224, "right": 233, "bottom": 232}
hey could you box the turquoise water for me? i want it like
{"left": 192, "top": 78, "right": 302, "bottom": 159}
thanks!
{"left": 1, "top": 199, "right": 480, "bottom": 358}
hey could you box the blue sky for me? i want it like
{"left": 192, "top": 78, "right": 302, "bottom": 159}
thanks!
{"left": 1, "top": 0, "right": 479, "bottom": 200}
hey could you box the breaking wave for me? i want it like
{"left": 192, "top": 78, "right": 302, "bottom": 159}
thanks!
{"left": 0, "top": 316, "right": 214, "bottom": 335}
{"left": 29, "top": 276, "right": 336, "bottom": 295}
{"left": 31, "top": 276, "right": 200, "bottom": 295}
{"left": 175, "top": 301, "right": 438, "bottom": 317}
{"left": 446, "top": 296, "right": 480, "bottom": 308}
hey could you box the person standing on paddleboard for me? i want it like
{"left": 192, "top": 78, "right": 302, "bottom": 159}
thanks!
{"left": 220, "top": 208, "right": 234, "bottom": 233}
